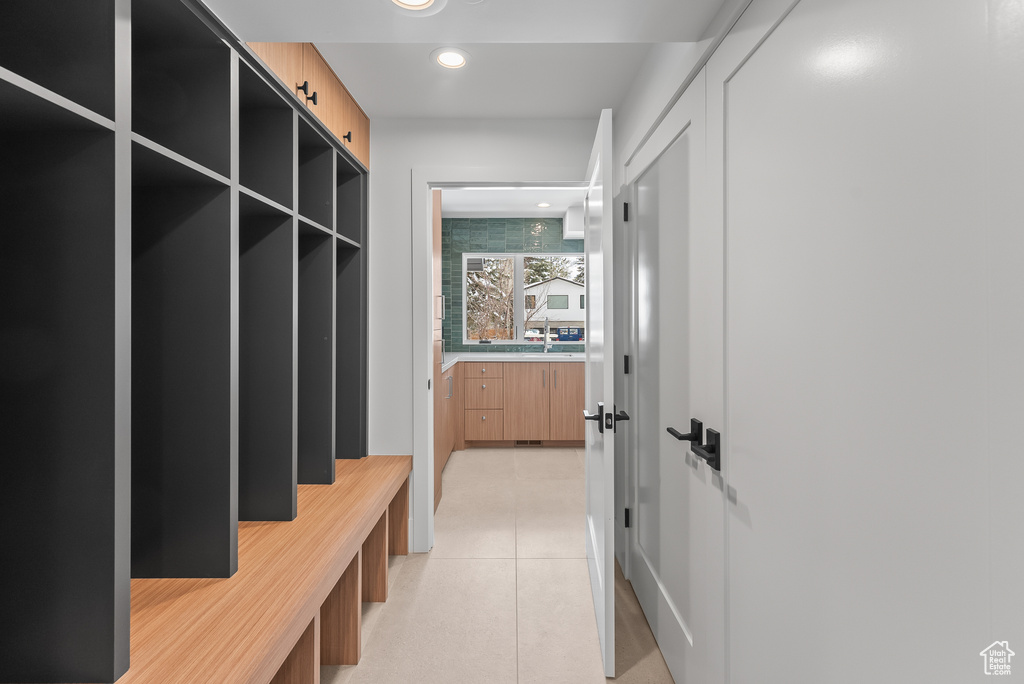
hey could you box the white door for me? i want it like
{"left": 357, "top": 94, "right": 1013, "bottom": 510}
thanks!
{"left": 627, "top": 70, "right": 726, "bottom": 684}
{"left": 583, "top": 108, "right": 616, "bottom": 678}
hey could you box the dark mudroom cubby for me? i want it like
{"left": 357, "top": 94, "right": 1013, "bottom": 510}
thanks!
{"left": 298, "top": 116, "right": 334, "bottom": 229}
{"left": 133, "top": 0, "right": 231, "bottom": 176}
{"left": 239, "top": 193, "right": 296, "bottom": 521}
{"left": 0, "top": 81, "right": 128, "bottom": 683}
{"left": 337, "top": 153, "right": 365, "bottom": 246}
{"left": 0, "top": 1, "right": 117, "bottom": 120}
{"left": 131, "top": 142, "right": 236, "bottom": 578}
{"left": 240, "top": 62, "right": 294, "bottom": 209}
{"left": 298, "top": 221, "right": 336, "bottom": 483}
{"left": 336, "top": 239, "right": 368, "bottom": 460}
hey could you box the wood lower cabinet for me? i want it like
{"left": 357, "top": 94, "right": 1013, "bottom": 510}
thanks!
{"left": 503, "top": 363, "right": 550, "bottom": 441}
{"left": 549, "top": 362, "right": 586, "bottom": 440}
{"left": 464, "top": 377, "right": 504, "bottom": 409}
{"left": 454, "top": 360, "right": 582, "bottom": 444}
{"left": 465, "top": 410, "right": 504, "bottom": 440}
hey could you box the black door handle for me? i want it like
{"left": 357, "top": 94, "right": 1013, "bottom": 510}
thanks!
{"left": 667, "top": 418, "right": 703, "bottom": 445}
{"left": 583, "top": 402, "right": 605, "bottom": 434}
{"left": 612, "top": 408, "right": 629, "bottom": 433}
{"left": 692, "top": 428, "right": 721, "bottom": 471}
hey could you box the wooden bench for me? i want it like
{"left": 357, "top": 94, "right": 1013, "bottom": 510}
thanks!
{"left": 117, "top": 455, "right": 412, "bottom": 684}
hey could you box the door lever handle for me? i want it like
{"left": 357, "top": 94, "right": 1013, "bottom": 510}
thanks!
{"left": 612, "top": 408, "right": 629, "bottom": 433}
{"left": 667, "top": 418, "right": 703, "bottom": 445}
{"left": 692, "top": 428, "right": 721, "bottom": 471}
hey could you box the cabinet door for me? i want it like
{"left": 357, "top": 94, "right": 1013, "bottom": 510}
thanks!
{"left": 344, "top": 94, "right": 371, "bottom": 169}
{"left": 549, "top": 362, "right": 585, "bottom": 441}
{"left": 248, "top": 42, "right": 304, "bottom": 100}
{"left": 503, "top": 363, "right": 549, "bottom": 441}
{"left": 302, "top": 44, "right": 342, "bottom": 134}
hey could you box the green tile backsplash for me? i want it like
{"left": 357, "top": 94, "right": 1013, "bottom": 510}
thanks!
{"left": 442, "top": 217, "right": 585, "bottom": 353}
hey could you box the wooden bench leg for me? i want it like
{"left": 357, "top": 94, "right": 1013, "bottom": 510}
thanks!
{"left": 362, "top": 510, "right": 388, "bottom": 602}
{"left": 320, "top": 550, "right": 361, "bottom": 666}
{"left": 387, "top": 477, "right": 409, "bottom": 556}
{"left": 271, "top": 614, "right": 320, "bottom": 684}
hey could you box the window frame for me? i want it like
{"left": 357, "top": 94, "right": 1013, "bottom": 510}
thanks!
{"left": 462, "top": 252, "right": 585, "bottom": 346}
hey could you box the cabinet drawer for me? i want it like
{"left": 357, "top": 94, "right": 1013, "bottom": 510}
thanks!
{"left": 465, "top": 410, "right": 503, "bottom": 440}
{"left": 464, "top": 378, "right": 504, "bottom": 409}
{"left": 463, "top": 362, "right": 502, "bottom": 378}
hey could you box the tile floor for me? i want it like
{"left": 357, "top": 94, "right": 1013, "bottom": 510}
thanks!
{"left": 323, "top": 447, "right": 674, "bottom": 684}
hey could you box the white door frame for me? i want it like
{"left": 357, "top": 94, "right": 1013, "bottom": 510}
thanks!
{"left": 409, "top": 165, "right": 585, "bottom": 553}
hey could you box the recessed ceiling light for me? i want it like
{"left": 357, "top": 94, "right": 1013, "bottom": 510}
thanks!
{"left": 537, "top": 203, "right": 551, "bottom": 208}
{"left": 392, "top": 0, "right": 447, "bottom": 15}
{"left": 434, "top": 48, "right": 468, "bottom": 69}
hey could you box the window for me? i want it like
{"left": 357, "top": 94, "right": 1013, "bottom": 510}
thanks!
{"left": 580, "top": 295, "right": 585, "bottom": 309}
{"left": 547, "top": 295, "right": 568, "bottom": 309}
{"left": 464, "top": 256, "right": 515, "bottom": 340}
{"left": 463, "top": 253, "right": 585, "bottom": 344}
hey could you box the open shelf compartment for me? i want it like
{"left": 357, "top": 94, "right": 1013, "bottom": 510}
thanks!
{"left": 298, "top": 221, "right": 335, "bottom": 483}
{"left": 239, "top": 193, "right": 296, "bottom": 521}
{"left": 0, "top": 83, "right": 127, "bottom": 683}
{"left": 131, "top": 141, "right": 235, "bottom": 578}
{"left": 336, "top": 151, "right": 365, "bottom": 246}
{"left": 133, "top": 0, "right": 231, "bottom": 177}
{"left": 0, "top": 1, "right": 116, "bottom": 119}
{"left": 335, "top": 238, "right": 367, "bottom": 460}
{"left": 240, "top": 62, "right": 294, "bottom": 210}
{"left": 298, "top": 116, "right": 334, "bottom": 229}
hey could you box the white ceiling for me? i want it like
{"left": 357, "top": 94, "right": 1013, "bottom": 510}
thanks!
{"left": 441, "top": 185, "right": 589, "bottom": 218}
{"left": 204, "top": 0, "right": 727, "bottom": 119}
{"left": 206, "top": 0, "right": 726, "bottom": 43}
{"left": 313, "top": 43, "right": 652, "bottom": 118}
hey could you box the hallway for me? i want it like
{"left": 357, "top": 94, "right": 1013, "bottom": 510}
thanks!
{"left": 323, "top": 447, "right": 674, "bottom": 683}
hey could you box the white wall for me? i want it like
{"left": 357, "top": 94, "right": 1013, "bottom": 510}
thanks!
{"left": 367, "top": 118, "right": 596, "bottom": 455}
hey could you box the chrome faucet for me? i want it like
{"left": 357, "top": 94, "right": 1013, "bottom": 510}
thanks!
{"left": 544, "top": 317, "right": 551, "bottom": 353}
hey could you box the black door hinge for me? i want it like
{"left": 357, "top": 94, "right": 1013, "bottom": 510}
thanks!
{"left": 624, "top": 508, "right": 631, "bottom": 528}
{"left": 623, "top": 202, "right": 630, "bottom": 222}
{"left": 623, "top": 355, "right": 630, "bottom": 374}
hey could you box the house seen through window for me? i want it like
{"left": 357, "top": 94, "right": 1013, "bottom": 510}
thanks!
{"left": 464, "top": 254, "right": 585, "bottom": 344}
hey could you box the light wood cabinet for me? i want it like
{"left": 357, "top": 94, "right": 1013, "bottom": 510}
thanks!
{"left": 465, "top": 410, "right": 504, "bottom": 441}
{"left": 549, "top": 362, "right": 586, "bottom": 440}
{"left": 503, "top": 363, "right": 550, "bottom": 441}
{"left": 248, "top": 42, "right": 304, "bottom": 100}
{"left": 247, "top": 42, "right": 371, "bottom": 169}
{"left": 463, "top": 361, "right": 503, "bottom": 379}
{"left": 464, "top": 378, "right": 504, "bottom": 409}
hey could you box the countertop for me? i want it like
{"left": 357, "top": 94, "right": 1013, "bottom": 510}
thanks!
{"left": 441, "top": 352, "right": 584, "bottom": 372}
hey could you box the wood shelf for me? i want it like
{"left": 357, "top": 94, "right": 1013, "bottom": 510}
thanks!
{"left": 120, "top": 457, "right": 411, "bottom": 684}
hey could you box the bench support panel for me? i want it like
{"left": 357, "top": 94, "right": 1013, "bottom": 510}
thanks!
{"left": 271, "top": 614, "right": 320, "bottom": 684}
{"left": 387, "top": 477, "right": 409, "bottom": 556}
{"left": 321, "top": 549, "right": 361, "bottom": 665}
{"left": 361, "top": 510, "right": 388, "bottom": 602}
